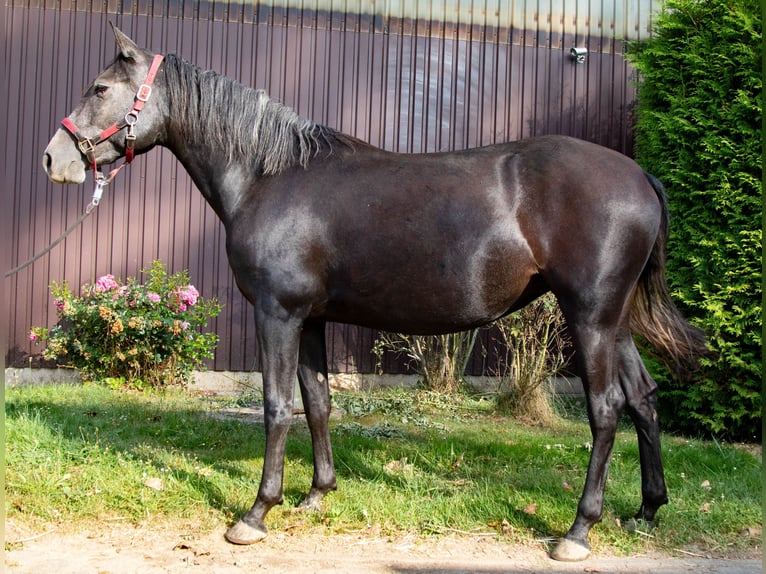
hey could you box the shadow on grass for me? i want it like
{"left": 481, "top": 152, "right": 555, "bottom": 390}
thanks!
{"left": 4, "top": 384, "right": 642, "bottom": 542}
{"left": 6, "top": 385, "right": 269, "bottom": 517}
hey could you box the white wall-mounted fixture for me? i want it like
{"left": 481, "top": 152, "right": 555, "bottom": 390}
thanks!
{"left": 570, "top": 47, "right": 587, "bottom": 64}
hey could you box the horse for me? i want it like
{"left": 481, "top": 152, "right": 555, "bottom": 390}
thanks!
{"left": 42, "top": 25, "right": 706, "bottom": 562}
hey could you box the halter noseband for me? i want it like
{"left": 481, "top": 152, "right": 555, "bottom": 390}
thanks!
{"left": 61, "top": 54, "right": 164, "bottom": 197}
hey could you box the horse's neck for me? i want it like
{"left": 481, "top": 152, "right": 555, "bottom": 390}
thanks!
{"left": 159, "top": 59, "right": 360, "bottom": 221}
{"left": 164, "top": 131, "right": 251, "bottom": 224}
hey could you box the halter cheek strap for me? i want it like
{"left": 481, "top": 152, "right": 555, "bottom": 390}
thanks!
{"left": 61, "top": 54, "right": 164, "bottom": 190}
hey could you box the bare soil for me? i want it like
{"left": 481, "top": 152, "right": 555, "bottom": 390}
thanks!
{"left": 5, "top": 520, "right": 762, "bottom": 574}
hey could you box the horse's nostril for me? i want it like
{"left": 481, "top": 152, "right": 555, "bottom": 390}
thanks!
{"left": 43, "top": 153, "right": 52, "bottom": 174}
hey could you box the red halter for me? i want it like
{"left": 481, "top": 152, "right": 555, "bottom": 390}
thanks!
{"left": 61, "top": 54, "right": 164, "bottom": 193}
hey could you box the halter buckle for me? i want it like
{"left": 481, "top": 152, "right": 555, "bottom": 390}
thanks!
{"left": 78, "top": 137, "right": 97, "bottom": 156}
{"left": 125, "top": 113, "right": 138, "bottom": 141}
{"left": 136, "top": 84, "right": 152, "bottom": 102}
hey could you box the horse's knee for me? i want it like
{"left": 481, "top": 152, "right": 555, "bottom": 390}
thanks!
{"left": 304, "top": 396, "right": 331, "bottom": 423}
{"left": 264, "top": 404, "right": 294, "bottom": 433}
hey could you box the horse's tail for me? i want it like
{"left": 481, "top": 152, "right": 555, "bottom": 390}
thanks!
{"left": 629, "top": 171, "right": 708, "bottom": 375}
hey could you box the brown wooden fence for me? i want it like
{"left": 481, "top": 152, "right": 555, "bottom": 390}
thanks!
{"left": 1, "top": 0, "right": 658, "bottom": 373}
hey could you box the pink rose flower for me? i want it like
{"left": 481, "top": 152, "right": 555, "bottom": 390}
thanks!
{"left": 179, "top": 285, "right": 199, "bottom": 307}
{"left": 147, "top": 292, "right": 161, "bottom": 303}
{"left": 94, "top": 274, "right": 119, "bottom": 292}
{"left": 168, "top": 285, "right": 199, "bottom": 312}
{"left": 28, "top": 331, "right": 38, "bottom": 342}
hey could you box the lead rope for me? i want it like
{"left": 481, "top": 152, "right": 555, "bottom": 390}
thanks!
{"left": 3, "top": 171, "right": 118, "bottom": 278}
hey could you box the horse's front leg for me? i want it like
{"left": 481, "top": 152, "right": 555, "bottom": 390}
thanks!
{"left": 225, "top": 312, "right": 302, "bottom": 545}
{"left": 296, "top": 319, "right": 337, "bottom": 510}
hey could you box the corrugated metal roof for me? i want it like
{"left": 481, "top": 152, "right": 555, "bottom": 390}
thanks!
{"left": 248, "top": 0, "right": 659, "bottom": 40}
{"left": 7, "top": 0, "right": 661, "bottom": 41}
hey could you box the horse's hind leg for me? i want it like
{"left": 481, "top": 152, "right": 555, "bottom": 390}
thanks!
{"left": 296, "top": 319, "right": 337, "bottom": 510}
{"left": 551, "top": 310, "right": 626, "bottom": 562}
{"left": 617, "top": 335, "right": 668, "bottom": 524}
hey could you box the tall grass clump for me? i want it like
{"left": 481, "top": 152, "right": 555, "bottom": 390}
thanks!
{"left": 490, "top": 294, "right": 570, "bottom": 425}
{"left": 372, "top": 330, "right": 479, "bottom": 393}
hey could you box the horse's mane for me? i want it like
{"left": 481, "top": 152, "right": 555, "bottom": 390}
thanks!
{"left": 163, "top": 54, "right": 355, "bottom": 175}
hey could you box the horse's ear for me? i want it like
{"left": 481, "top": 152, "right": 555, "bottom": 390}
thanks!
{"left": 110, "top": 22, "right": 140, "bottom": 60}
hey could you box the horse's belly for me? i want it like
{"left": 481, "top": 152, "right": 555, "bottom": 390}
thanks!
{"left": 320, "top": 236, "right": 538, "bottom": 334}
{"left": 321, "top": 297, "right": 494, "bottom": 334}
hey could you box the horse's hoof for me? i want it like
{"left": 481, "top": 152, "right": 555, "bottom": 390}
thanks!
{"left": 224, "top": 520, "right": 268, "bottom": 545}
{"left": 550, "top": 538, "right": 591, "bottom": 562}
{"left": 297, "top": 494, "right": 323, "bottom": 511}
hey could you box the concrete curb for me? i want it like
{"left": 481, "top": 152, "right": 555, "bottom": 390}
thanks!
{"left": 4, "top": 368, "right": 584, "bottom": 405}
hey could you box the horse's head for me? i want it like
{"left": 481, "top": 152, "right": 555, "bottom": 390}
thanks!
{"left": 43, "top": 24, "right": 165, "bottom": 184}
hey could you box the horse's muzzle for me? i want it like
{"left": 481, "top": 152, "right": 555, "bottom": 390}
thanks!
{"left": 43, "top": 129, "right": 87, "bottom": 184}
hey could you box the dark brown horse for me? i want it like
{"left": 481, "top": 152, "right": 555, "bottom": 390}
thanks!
{"left": 43, "top": 26, "right": 706, "bottom": 561}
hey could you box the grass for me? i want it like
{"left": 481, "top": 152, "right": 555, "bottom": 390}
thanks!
{"left": 5, "top": 384, "right": 762, "bottom": 558}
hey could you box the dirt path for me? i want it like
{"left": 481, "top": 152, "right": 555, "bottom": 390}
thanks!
{"left": 5, "top": 522, "right": 762, "bottom": 574}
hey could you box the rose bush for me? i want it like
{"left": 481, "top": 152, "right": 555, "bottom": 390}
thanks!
{"left": 30, "top": 261, "right": 221, "bottom": 389}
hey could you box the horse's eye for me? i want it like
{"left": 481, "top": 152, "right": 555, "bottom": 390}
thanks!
{"left": 93, "top": 84, "right": 109, "bottom": 97}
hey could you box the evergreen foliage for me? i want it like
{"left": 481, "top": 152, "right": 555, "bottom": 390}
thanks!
{"left": 628, "top": 0, "right": 761, "bottom": 440}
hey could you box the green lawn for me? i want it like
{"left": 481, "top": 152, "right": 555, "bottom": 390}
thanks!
{"left": 5, "top": 384, "right": 762, "bottom": 557}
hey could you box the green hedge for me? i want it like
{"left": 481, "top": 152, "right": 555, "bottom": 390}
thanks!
{"left": 628, "top": 0, "right": 761, "bottom": 441}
